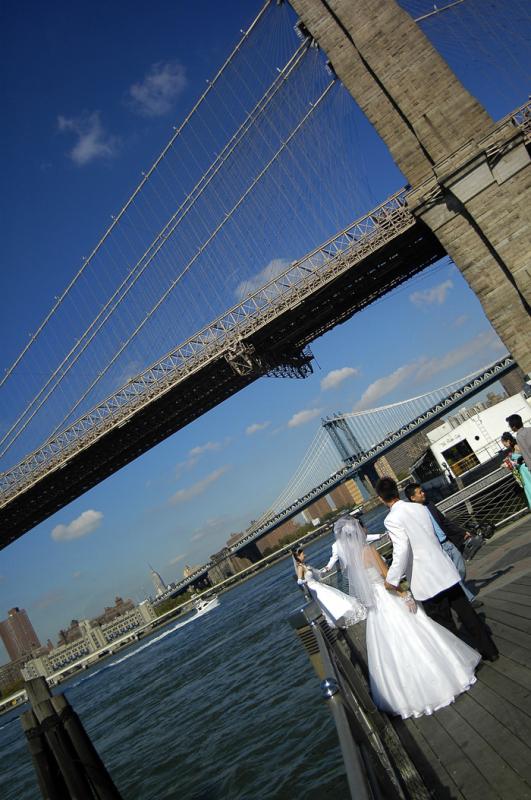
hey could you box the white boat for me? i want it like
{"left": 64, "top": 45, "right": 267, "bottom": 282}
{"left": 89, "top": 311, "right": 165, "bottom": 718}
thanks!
{"left": 191, "top": 595, "right": 219, "bottom": 615}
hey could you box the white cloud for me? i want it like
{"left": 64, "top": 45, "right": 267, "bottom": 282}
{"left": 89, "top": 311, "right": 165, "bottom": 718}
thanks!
{"left": 452, "top": 314, "right": 469, "bottom": 328}
{"left": 169, "top": 553, "right": 187, "bottom": 566}
{"left": 52, "top": 510, "right": 103, "bottom": 542}
{"left": 410, "top": 279, "right": 453, "bottom": 308}
{"left": 246, "top": 421, "right": 270, "bottom": 435}
{"left": 321, "top": 367, "right": 359, "bottom": 391}
{"left": 353, "top": 330, "right": 506, "bottom": 411}
{"left": 287, "top": 408, "right": 322, "bottom": 428}
{"left": 128, "top": 62, "right": 187, "bottom": 117}
{"left": 413, "top": 330, "right": 506, "bottom": 383}
{"left": 354, "top": 364, "right": 419, "bottom": 411}
{"left": 57, "top": 112, "right": 119, "bottom": 166}
{"left": 170, "top": 465, "right": 230, "bottom": 505}
{"left": 188, "top": 441, "right": 222, "bottom": 458}
{"left": 235, "top": 258, "right": 290, "bottom": 300}
{"left": 175, "top": 440, "right": 229, "bottom": 477}
{"left": 72, "top": 571, "right": 82, "bottom": 579}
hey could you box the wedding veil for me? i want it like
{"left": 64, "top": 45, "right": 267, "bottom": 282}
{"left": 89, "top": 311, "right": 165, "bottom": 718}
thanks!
{"left": 333, "top": 517, "right": 374, "bottom": 607}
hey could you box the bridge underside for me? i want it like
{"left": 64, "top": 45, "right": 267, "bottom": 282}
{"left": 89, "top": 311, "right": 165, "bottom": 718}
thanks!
{"left": 0, "top": 220, "right": 443, "bottom": 547}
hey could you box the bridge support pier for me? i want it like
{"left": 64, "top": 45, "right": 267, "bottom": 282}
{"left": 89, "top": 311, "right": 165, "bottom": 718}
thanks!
{"left": 290, "top": 0, "right": 531, "bottom": 372}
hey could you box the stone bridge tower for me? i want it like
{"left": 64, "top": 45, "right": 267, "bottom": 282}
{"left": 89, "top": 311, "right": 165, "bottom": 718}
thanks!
{"left": 290, "top": 0, "right": 531, "bottom": 372}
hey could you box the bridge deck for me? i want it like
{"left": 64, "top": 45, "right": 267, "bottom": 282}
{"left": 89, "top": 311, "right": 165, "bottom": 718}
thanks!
{"left": 392, "top": 516, "right": 531, "bottom": 800}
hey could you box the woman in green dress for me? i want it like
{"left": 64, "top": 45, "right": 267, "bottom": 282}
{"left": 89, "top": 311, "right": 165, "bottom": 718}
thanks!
{"left": 502, "top": 432, "right": 531, "bottom": 509}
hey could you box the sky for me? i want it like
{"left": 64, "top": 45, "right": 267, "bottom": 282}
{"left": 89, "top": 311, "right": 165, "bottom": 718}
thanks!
{"left": 0, "top": 0, "right": 528, "bottom": 658}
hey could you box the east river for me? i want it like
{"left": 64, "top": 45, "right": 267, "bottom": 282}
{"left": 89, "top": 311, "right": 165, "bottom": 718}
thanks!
{"left": 0, "top": 532, "right": 358, "bottom": 799}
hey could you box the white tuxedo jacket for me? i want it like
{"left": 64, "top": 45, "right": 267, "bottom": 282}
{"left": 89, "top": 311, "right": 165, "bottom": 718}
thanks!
{"left": 384, "top": 500, "right": 461, "bottom": 601}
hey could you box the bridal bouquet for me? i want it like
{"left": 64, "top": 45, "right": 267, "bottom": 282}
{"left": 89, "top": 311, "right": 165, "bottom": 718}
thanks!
{"left": 503, "top": 456, "right": 524, "bottom": 488}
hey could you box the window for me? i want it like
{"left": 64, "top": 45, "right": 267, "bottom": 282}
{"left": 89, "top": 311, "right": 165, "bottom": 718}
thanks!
{"left": 441, "top": 440, "right": 479, "bottom": 476}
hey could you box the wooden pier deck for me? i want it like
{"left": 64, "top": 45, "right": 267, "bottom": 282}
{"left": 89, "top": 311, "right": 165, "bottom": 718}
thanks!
{"left": 393, "top": 515, "right": 531, "bottom": 800}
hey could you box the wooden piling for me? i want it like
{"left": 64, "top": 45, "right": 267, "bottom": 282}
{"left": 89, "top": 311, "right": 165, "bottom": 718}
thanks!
{"left": 22, "top": 677, "right": 123, "bottom": 800}
{"left": 51, "top": 695, "right": 122, "bottom": 800}
{"left": 20, "top": 709, "right": 69, "bottom": 800}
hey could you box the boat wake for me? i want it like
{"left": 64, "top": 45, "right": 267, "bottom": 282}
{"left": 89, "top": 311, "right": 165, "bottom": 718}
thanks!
{"left": 71, "top": 602, "right": 218, "bottom": 688}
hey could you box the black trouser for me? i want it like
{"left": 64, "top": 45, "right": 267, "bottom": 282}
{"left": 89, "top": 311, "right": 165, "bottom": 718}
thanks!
{"left": 423, "top": 583, "right": 498, "bottom": 659}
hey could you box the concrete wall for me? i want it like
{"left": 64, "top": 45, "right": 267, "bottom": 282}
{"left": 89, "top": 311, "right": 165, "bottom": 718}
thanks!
{"left": 290, "top": 0, "right": 531, "bottom": 371}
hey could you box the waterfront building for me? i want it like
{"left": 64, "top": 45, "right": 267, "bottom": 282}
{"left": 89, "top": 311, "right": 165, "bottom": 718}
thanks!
{"left": 329, "top": 478, "right": 364, "bottom": 510}
{"left": 150, "top": 566, "right": 167, "bottom": 597}
{"left": 183, "top": 564, "right": 201, "bottom": 578}
{"left": 91, "top": 596, "right": 135, "bottom": 626}
{"left": 0, "top": 659, "right": 26, "bottom": 694}
{"left": 254, "top": 517, "right": 300, "bottom": 557}
{"left": 0, "top": 607, "right": 40, "bottom": 662}
{"left": 22, "top": 601, "right": 157, "bottom": 679}
{"left": 207, "top": 549, "right": 253, "bottom": 585}
{"left": 57, "top": 619, "right": 83, "bottom": 646}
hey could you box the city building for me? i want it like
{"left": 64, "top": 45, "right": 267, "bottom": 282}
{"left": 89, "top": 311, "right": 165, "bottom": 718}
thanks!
{"left": 0, "top": 659, "right": 25, "bottom": 695}
{"left": 57, "top": 620, "right": 83, "bottom": 647}
{"left": 91, "top": 596, "right": 135, "bottom": 627}
{"left": 0, "top": 607, "right": 41, "bottom": 662}
{"left": 183, "top": 564, "right": 202, "bottom": 578}
{"left": 328, "top": 478, "right": 364, "bottom": 510}
{"left": 22, "top": 601, "right": 157, "bottom": 680}
{"left": 150, "top": 566, "right": 167, "bottom": 597}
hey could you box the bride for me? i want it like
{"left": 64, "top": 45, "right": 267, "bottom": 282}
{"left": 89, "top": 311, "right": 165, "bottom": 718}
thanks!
{"left": 292, "top": 546, "right": 367, "bottom": 628}
{"left": 317, "top": 518, "right": 480, "bottom": 719}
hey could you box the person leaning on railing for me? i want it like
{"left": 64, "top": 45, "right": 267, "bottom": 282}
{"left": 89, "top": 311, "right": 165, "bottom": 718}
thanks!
{"left": 506, "top": 414, "right": 531, "bottom": 471}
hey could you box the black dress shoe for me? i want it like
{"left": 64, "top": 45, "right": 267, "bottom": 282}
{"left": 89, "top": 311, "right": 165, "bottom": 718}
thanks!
{"left": 483, "top": 652, "right": 499, "bottom": 662}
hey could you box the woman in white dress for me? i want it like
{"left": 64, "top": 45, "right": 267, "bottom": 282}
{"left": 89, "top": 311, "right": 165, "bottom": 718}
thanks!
{"left": 292, "top": 547, "right": 367, "bottom": 628}
{"left": 328, "top": 519, "right": 481, "bottom": 719}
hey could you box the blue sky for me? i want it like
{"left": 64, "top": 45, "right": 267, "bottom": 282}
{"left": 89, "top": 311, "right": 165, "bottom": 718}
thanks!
{"left": 0, "top": 0, "right": 526, "bottom": 656}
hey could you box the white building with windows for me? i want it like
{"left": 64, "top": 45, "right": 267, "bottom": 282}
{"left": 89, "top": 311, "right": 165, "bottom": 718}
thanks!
{"left": 22, "top": 601, "right": 156, "bottom": 679}
{"left": 427, "top": 393, "right": 531, "bottom": 478}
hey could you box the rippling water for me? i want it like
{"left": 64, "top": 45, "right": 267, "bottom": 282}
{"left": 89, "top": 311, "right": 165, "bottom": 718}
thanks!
{"left": 0, "top": 533, "right": 355, "bottom": 799}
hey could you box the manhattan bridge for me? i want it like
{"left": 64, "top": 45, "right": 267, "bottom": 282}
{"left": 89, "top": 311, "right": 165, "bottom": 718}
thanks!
{"left": 0, "top": 0, "right": 530, "bottom": 547}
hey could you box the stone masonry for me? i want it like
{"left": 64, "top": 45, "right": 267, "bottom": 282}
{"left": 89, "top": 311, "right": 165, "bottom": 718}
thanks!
{"left": 290, "top": 0, "right": 531, "bottom": 371}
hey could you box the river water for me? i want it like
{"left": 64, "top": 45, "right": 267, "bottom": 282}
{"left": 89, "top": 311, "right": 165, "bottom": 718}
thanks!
{"left": 0, "top": 532, "right": 360, "bottom": 799}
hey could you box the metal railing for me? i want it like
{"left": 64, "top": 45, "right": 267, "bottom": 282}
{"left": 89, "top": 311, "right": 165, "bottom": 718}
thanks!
{"left": 289, "top": 600, "right": 431, "bottom": 799}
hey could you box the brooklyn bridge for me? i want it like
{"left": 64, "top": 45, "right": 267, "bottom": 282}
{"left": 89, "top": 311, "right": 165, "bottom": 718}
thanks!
{"left": 1, "top": 0, "right": 529, "bottom": 548}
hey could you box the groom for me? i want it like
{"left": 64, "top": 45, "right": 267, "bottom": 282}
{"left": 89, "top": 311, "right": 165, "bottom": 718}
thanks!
{"left": 376, "top": 477, "right": 498, "bottom": 661}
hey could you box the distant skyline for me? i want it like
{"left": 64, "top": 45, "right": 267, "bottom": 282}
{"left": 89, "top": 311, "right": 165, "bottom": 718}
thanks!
{"left": 0, "top": 0, "right": 527, "bottom": 659}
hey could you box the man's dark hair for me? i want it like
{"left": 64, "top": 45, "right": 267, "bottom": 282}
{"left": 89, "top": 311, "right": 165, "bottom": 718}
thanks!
{"left": 376, "top": 476, "right": 399, "bottom": 502}
{"left": 404, "top": 482, "right": 421, "bottom": 501}
{"left": 506, "top": 414, "right": 523, "bottom": 430}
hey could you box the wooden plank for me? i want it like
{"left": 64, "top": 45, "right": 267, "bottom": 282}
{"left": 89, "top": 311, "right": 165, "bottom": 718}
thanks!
{"left": 393, "top": 717, "right": 466, "bottom": 800}
{"left": 493, "top": 583, "right": 531, "bottom": 597}
{"left": 492, "top": 590, "right": 531, "bottom": 608}
{"left": 483, "top": 597, "right": 531, "bottom": 619}
{"left": 489, "top": 655, "right": 531, "bottom": 692}
{"left": 456, "top": 692, "right": 531, "bottom": 785}
{"left": 485, "top": 618, "right": 531, "bottom": 651}
{"left": 486, "top": 631, "right": 531, "bottom": 668}
{"left": 510, "top": 574, "right": 531, "bottom": 586}
{"left": 472, "top": 678, "right": 531, "bottom": 742}
{"left": 482, "top": 607, "right": 531, "bottom": 634}
{"left": 479, "top": 667, "right": 531, "bottom": 716}
{"left": 411, "top": 711, "right": 497, "bottom": 800}
{"left": 435, "top": 702, "right": 531, "bottom": 799}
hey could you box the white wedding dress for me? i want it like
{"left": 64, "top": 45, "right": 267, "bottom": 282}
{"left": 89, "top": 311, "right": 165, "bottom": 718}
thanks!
{"left": 304, "top": 567, "right": 367, "bottom": 628}
{"left": 364, "top": 565, "right": 480, "bottom": 719}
